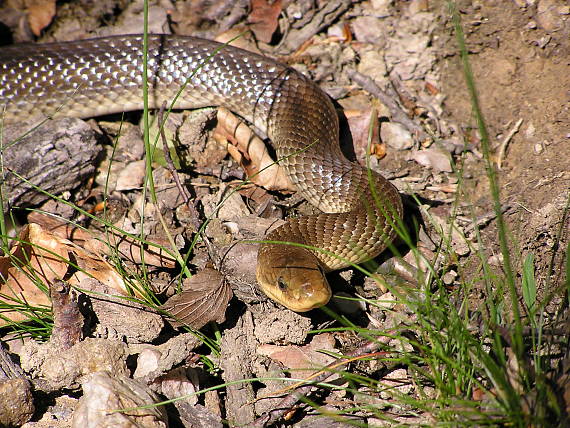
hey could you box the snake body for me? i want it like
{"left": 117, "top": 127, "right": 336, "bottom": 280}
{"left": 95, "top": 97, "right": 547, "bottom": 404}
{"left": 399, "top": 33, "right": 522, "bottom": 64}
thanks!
{"left": 0, "top": 35, "right": 402, "bottom": 311}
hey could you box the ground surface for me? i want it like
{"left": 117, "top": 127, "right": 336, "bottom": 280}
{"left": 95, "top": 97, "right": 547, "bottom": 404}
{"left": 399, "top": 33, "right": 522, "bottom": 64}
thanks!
{"left": 0, "top": 0, "right": 568, "bottom": 427}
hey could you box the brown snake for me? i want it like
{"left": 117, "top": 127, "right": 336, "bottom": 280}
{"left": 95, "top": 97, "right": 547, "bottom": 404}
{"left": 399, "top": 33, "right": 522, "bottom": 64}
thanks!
{"left": 0, "top": 35, "right": 403, "bottom": 312}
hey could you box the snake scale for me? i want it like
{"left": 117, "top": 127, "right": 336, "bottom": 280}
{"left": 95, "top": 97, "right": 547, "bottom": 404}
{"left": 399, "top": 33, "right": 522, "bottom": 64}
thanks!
{"left": 0, "top": 34, "right": 403, "bottom": 311}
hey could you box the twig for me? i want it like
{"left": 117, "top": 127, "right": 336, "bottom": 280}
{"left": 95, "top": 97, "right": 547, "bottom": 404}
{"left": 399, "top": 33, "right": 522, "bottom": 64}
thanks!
{"left": 348, "top": 70, "right": 428, "bottom": 143}
{"left": 461, "top": 202, "right": 513, "bottom": 233}
{"left": 496, "top": 118, "right": 523, "bottom": 170}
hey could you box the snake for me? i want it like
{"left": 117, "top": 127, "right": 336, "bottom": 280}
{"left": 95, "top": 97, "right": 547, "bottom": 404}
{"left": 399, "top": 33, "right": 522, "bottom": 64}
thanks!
{"left": 0, "top": 34, "right": 403, "bottom": 312}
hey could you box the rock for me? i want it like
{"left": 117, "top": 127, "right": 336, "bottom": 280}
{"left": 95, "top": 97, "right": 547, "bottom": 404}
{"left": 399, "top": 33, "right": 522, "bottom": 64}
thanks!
{"left": 357, "top": 48, "right": 388, "bottom": 87}
{"left": 82, "top": 278, "right": 164, "bottom": 343}
{"left": 536, "top": 0, "right": 565, "bottom": 31}
{"left": 72, "top": 371, "right": 167, "bottom": 428}
{"left": 0, "top": 378, "right": 34, "bottom": 426}
{"left": 19, "top": 338, "right": 128, "bottom": 391}
{"left": 381, "top": 122, "right": 414, "bottom": 150}
{"left": 352, "top": 16, "right": 386, "bottom": 44}
{"left": 411, "top": 148, "right": 453, "bottom": 172}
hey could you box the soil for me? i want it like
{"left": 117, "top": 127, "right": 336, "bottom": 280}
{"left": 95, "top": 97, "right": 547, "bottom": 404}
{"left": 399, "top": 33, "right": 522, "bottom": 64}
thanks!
{"left": 0, "top": 0, "right": 568, "bottom": 427}
{"left": 439, "top": 0, "right": 569, "bottom": 309}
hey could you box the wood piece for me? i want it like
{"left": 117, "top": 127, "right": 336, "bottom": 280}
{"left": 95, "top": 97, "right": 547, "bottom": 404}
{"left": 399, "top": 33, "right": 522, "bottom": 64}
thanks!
{"left": 0, "top": 344, "right": 34, "bottom": 426}
{"left": 279, "top": 0, "right": 352, "bottom": 53}
{"left": 220, "top": 311, "right": 257, "bottom": 425}
{"left": 2, "top": 118, "right": 103, "bottom": 208}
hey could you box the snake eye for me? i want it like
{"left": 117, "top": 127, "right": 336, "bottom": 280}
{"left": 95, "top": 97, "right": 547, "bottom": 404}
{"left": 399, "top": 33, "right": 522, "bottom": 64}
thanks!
{"left": 277, "top": 277, "right": 288, "bottom": 291}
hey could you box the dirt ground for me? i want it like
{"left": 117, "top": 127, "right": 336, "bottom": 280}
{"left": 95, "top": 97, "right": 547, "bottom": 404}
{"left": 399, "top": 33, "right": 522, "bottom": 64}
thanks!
{"left": 0, "top": 0, "right": 568, "bottom": 427}
{"left": 439, "top": 0, "right": 569, "bottom": 305}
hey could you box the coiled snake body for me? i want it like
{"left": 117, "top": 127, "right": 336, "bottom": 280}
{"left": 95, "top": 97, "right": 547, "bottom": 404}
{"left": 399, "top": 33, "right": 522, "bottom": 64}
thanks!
{"left": 0, "top": 35, "right": 402, "bottom": 311}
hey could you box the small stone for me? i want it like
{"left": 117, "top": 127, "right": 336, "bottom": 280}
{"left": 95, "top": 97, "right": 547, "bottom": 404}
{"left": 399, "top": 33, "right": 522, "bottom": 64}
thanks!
{"left": 411, "top": 148, "right": 453, "bottom": 172}
{"left": 381, "top": 122, "right": 414, "bottom": 150}
{"left": 443, "top": 270, "right": 457, "bottom": 285}
{"left": 0, "top": 378, "right": 34, "bottom": 426}
{"left": 378, "top": 368, "right": 412, "bottom": 398}
{"left": 526, "top": 20, "right": 538, "bottom": 29}
{"left": 408, "top": 0, "right": 429, "bottom": 14}
{"left": 134, "top": 348, "right": 162, "bottom": 378}
{"left": 352, "top": 16, "right": 385, "bottom": 43}
{"left": 488, "top": 254, "right": 504, "bottom": 266}
{"left": 371, "top": 0, "right": 393, "bottom": 15}
{"left": 536, "top": 0, "right": 563, "bottom": 31}
{"left": 72, "top": 372, "right": 167, "bottom": 428}
{"left": 357, "top": 48, "right": 388, "bottom": 86}
{"left": 376, "top": 292, "right": 397, "bottom": 310}
{"left": 534, "top": 143, "right": 544, "bottom": 154}
{"left": 536, "top": 35, "right": 551, "bottom": 48}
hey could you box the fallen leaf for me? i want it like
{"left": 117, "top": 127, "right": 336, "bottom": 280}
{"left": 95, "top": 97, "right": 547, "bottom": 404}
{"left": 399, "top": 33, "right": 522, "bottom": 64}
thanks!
{"left": 28, "top": 212, "right": 176, "bottom": 268}
{"left": 214, "top": 107, "right": 294, "bottom": 192}
{"left": 0, "top": 223, "right": 132, "bottom": 325}
{"left": 345, "top": 108, "right": 384, "bottom": 163}
{"left": 248, "top": 0, "right": 282, "bottom": 43}
{"left": 257, "top": 333, "right": 337, "bottom": 377}
{"left": 162, "top": 267, "right": 232, "bottom": 329}
{"left": 0, "top": 223, "right": 65, "bottom": 323}
{"left": 25, "top": 0, "right": 56, "bottom": 36}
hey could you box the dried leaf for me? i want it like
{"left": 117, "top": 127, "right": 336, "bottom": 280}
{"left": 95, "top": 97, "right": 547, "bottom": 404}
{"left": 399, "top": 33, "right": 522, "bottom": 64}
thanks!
{"left": 28, "top": 212, "right": 176, "bottom": 268}
{"left": 162, "top": 268, "right": 232, "bottom": 329}
{"left": 257, "top": 333, "right": 337, "bottom": 375}
{"left": 25, "top": 0, "right": 55, "bottom": 36}
{"left": 0, "top": 223, "right": 132, "bottom": 325}
{"left": 214, "top": 108, "right": 294, "bottom": 192}
{"left": 345, "top": 108, "right": 384, "bottom": 163}
{"left": 248, "top": 0, "right": 282, "bottom": 43}
{"left": 0, "top": 223, "right": 65, "bottom": 322}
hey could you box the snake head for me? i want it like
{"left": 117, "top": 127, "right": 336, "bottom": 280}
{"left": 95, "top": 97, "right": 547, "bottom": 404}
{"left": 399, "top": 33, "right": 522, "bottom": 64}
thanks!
{"left": 256, "top": 244, "right": 332, "bottom": 312}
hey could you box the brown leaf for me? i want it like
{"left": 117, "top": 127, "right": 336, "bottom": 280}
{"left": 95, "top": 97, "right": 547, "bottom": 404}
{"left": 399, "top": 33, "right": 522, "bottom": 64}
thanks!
{"left": 25, "top": 0, "right": 56, "bottom": 36}
{"left": 257, "top": 333, "right": 337, "bottom": 376}
{"left": 28, "top": 211, "right": 176, "bottom": 268}
{"left": 248, "top": 0, "right": 282, "bottom": 43}
{"left": 162, "top": 268, "right": 232, "bottom": 329}
{"left": 0, "top": 223, "right": 65, "bottom": 323}
{"left": 345, "top": 108, "right": 384, "bottom": 164}
{"left": 0, "top": 223, "right": 132, "bottom": 325}
{"left": 214, "top": 108, "right": 294, "bottom": 192}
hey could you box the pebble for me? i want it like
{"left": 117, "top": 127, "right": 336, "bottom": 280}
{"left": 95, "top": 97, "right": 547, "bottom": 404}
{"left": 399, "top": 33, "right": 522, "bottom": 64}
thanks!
{"left": 380, "top": 122, "right": 414, "bottom": 150}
